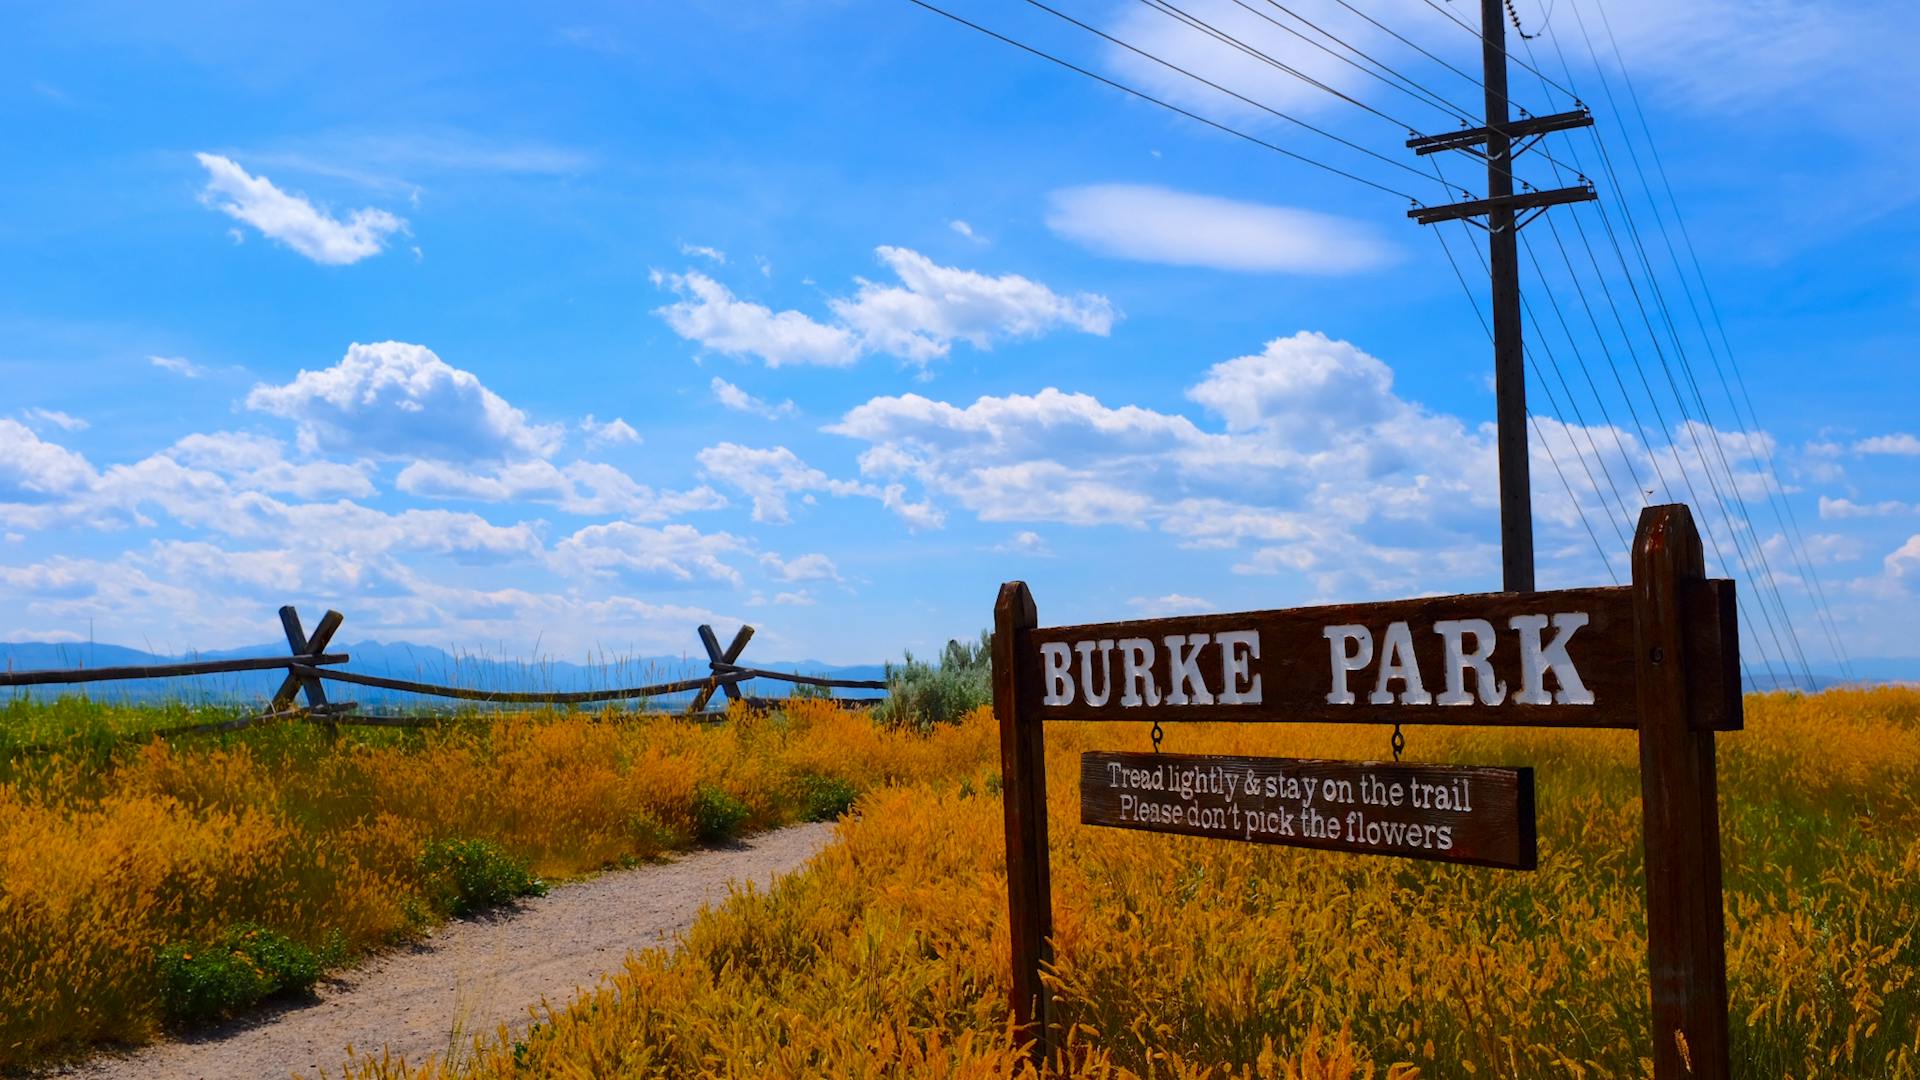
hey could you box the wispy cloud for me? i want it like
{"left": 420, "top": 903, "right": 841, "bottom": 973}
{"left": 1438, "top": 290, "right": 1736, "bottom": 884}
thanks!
{"left": 195, "top": 153, "right": 407, "bottom": 265}
{"left": 1130, "top": 593, "right": 1217, "bottom": 617}
{"left": 710, "top": 377, "right": 796, "bottom": 420}
{"left": 149, "top": 355, "right": 210, "bottom": 379}
{"left": 21, "top": 408, "right": 87, "bottom": 432}
{"left": 1856, "top": 433, "right": 1920, "bottom": 456}
{"left": 1048, "top": 184, "right": 1396, "bottom": 274}
{"left": 680, "top": 243, "right": 727, "bottom": 265}
{"left": 580, "top": 415, "right": 641, "bottom": 447}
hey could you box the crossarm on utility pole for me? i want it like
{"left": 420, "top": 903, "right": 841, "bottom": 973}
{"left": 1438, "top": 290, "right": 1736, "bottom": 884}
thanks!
{"left": 1406, "top": 108, "right": 1593, "bottom": 156}
{"left": 1408, "top": 184, "right": 1596, "bottom": 226}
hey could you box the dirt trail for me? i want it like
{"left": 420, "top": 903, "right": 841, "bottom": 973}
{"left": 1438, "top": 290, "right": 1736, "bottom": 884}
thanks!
{"left": 60, "top": 823, "right": 837, "bottom": 1080}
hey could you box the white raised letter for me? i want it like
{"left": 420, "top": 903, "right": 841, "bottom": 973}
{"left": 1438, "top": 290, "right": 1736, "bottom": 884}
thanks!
{"left": 1509, "top": 612, "right": 1595, "bottom": 705}
{"left": 1368, "top": 620, "right": 1432, "bottom": 705}
{"left": 1323, "top": 624, "right": 1373, "bottom": 705}
{"left": 1040, "top": 642, "right": 1075, "bottom": 706}
{"left": 1117, "top": 638, "right": 1160, "bottom": 707}
{"left": 1162, "top": 633, "right": 1214, "bottom": 706}
{"left": 1215, "top": 629, "right": 1263, "bottom": 705}
{"left": 1074, "top": 639, "right": 1115, "bottom": 706}
{"left": 1433, "top": 619, "right": 1505, "bottom": 705}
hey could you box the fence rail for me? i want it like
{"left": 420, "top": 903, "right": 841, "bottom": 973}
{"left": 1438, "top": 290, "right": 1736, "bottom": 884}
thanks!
{"left": 0, "top": 653, "right": 349, "bottom": 688}
{"left": 1, "top": 605, "right": 890, "bottom": 745}
{"left": 287, "top": 665, "right": 746, "bottom": 705}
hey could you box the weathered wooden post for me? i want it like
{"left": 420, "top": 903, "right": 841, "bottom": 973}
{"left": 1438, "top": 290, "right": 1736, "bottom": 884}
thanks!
{"left": 272, "top": 605, "right": 344, "bottom": 736}
{"left": 1632, "top": 504, "right": 1732, "bottom": 1078}
{"left": 690, "top": 623, "right": 755, "bottom": 713}
{"left": 993, "top": 581, "right": 1052, "bottom": 1061}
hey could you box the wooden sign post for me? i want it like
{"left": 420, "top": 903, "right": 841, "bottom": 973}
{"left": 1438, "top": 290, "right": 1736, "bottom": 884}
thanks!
{"left": 994, "top": 504, "right": 1739, "bottom": 1078}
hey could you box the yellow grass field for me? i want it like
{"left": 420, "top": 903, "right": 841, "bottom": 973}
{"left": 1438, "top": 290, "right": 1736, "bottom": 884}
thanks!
{"left": 344, "top": 688, "right": 1920, "bottom": 1079}
{"left": 0, "top": 700, "right": 993, "bottom": 1068}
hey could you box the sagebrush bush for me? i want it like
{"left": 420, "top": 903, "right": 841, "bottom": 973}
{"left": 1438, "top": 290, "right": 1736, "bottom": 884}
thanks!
{"left": 793, "top": 773, "right": 859, "bottom": 821}
{"left": 154, "top": 925, "right": 319, "bottom": 1027}
{"left": 874, "top": 631, "right": 993, "bottom": 732}
{"left": 416, "top": 838, "right": 547, "bottom": 917}
{"left": 690, "top": 782, "right": 750, "bottom": 843}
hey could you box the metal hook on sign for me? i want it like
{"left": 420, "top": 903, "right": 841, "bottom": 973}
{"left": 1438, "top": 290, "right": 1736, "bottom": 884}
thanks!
{"left": 1151, "top": 719, "right": 1165, "bottom": 754}
{"left": 1391, "top": 722, "right": 1406, "bottom": 763}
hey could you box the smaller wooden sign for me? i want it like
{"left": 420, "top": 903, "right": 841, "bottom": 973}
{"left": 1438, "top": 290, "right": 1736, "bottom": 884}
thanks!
{"left": 1081, "top": 750, "right": 1536, "bottom": 870}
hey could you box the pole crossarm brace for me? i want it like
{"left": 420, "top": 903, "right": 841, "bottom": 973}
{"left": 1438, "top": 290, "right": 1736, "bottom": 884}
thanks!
{"left": 1406, "top": 108, "right": 1593, "bottom": 157}
{"left": 1408, "top": 183, "right": 1596, "bottom": 227}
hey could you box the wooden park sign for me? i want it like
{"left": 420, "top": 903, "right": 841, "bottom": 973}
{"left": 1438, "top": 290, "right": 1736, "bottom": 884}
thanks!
{"left": 1082, "top": 751, "right": 1536, "bottom": 870}
{"left": 993, "top": 504, "right": 1741, "bottom": 1079}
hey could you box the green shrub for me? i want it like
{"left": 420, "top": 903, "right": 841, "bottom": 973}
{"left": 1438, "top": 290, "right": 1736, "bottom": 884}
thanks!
{"left": 417, "top": 838, "right": 547, "bottom": 917}
{"left": 793, "top": 774, "right": 859, "bottom": 821}
{"left": 154, "top": 924, "right": 320, "bottom": 1027}
{"left": 874, "top": 631, "right": 993, "bottom": 733}
{"left": 626, "top": 809, "right": 684, "bottom": 857}
{"left": 690, "top": 782, "right": 750, "bottom": 843}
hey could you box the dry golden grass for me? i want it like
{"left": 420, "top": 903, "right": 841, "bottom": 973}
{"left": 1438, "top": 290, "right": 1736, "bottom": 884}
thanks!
{"left": 345, "top": 688, "right": 1920, "bottom": 1080}
{"left": 0, "top": 699, "right": 992, "bottom": 1068}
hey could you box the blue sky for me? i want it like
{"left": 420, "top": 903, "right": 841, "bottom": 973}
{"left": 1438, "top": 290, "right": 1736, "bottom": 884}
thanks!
{"left": 2, "top": 0, "right": 1915, "bottom": 672}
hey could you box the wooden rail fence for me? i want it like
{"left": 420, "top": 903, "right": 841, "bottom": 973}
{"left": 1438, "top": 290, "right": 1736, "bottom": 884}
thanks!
{"left": 1, "top": 605, "right": 888, "bottom": 744}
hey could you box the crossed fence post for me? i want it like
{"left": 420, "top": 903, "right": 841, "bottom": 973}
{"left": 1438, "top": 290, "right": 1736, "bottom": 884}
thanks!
{"left": 272, "top": 606, "right": 345, "bottom": 734}
{"left": 689, "top": 624, "right": 755, "bottom": 714}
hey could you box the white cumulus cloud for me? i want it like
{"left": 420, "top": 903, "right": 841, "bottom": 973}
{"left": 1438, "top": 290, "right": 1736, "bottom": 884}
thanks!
{"left": 655, "top": 247, "right": 1114, "bottom": 370}
{"left": 653, "top": 271, "right": 859, "bottom": 368}
{"left": 0, "top": 420, "right": 98, "bottom": 503}
{"left": 551, "top": 522, "right": 748, "bottom": 585}
{"left": 830, "top": 246, "right": 1115, "bottom": 365}
{"left": 696, "top": 442, "right": 941, "bottom": 529}
{"left": 246, "top": 341, "right": 563, "bottom": 461}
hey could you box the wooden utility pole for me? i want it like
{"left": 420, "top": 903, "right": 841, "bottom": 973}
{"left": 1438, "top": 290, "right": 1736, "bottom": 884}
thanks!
{"left": 1407, "top": 3, "right": 1598, "bottom": 592}
{"left": 1480, "top": 0, "right": 1530, "bottom": 593}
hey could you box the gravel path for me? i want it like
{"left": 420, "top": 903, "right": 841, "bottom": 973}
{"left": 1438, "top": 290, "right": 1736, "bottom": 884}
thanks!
{"left": 60, "top": 823, "right": 837, "bottom": 1080}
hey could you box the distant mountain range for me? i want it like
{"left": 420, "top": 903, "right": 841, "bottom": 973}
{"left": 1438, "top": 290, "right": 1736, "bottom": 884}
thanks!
{"left": 0, "top": 639, "right": 889, "bottom": 709}
{"left": 3, "top": 638, "right": 1913, "bottom": 709}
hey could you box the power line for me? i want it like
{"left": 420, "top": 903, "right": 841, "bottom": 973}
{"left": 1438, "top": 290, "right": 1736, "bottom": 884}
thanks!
{"left": 1135, "top": 0, "right": 1431, "bottom": 132}
{"left": 900, "top": 0, "right": 1427, "bottom": 202}
{"left": 1430, "top": 156, "right": 1636, "bottom": 555}
{"left": 1538, "top": 3, "right": 1818, "bottom": 688}
{"left": 1517, "top": 231, "right": 1645, "bottom": 523}
{"left": 1238, "top": 0, "right": 1484, "bottom": 124}
{"left": 1413, "top": 0, "right": 1580, "bottom": 101}
{"left": 1429, "top": 217, "right": 1620, "bottom": 586}
{"left": 1500, "top": 19, "right": 1802, "bottom": 690}
{"left": 1328, "top": 0, "right": 1489, "bottom": 94}
{"left": 1205, "top": 0, "right": 1594, "bottom": 184}
{"left": 1556, "top": 4, "right": 1814, "bottom": 690}
{"left": 1581, "top": 0, "right": 1854, "bottom": 682}
{"left": 1019, "top": 0, "right": 1469, "bottom": 194}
